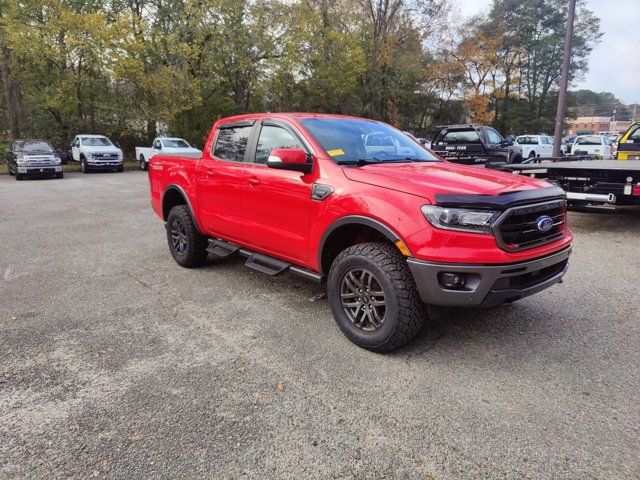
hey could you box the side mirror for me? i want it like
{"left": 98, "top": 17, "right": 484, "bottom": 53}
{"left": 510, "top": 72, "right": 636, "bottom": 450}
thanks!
{"left": 70, "top": 142, "right": 75, "bottom": 148}
{"left": 267, "top": 148, "right": 312, "bottom": 173}
{"left": 114, "top": 142, "right": 121, "bottom": 148}
{"left": 5, "top": 148, "right": 11, "bottom": 155}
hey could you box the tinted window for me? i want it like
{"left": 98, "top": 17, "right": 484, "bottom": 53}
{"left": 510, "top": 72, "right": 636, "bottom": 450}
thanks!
{"left": 213, "top": 126, "right": 252, "bottom": 162}
{"left": 255, "top": 125, "right": 302, "bottom": 164}
{"left": 153, "top": 140, "right": 162, "bottom": 149}
{"left": 628, "top": 126, "right": 640, "bottom": 141}
{"left": 516, "top": 136, "right": 539, "bottom": 145}
{"left": 576, "top": 136, "right": 601, "bottom": 145}
{"left": 436, "top": 129, "right": 481, "bottom": 144}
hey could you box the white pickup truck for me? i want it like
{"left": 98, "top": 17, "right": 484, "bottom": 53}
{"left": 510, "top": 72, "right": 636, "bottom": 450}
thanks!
{"left": 135, "top": 137, "right": 202, "bottom": 171}
{"left": 71, "top": 134, "right": 124, "bottom": 173}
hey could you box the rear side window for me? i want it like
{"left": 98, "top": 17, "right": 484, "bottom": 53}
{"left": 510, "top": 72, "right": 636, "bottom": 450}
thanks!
{"left": 254, "top": 125, "right": 302, "bottom": 164}
{"left": 213, "top": 126, "right": 252, "bottom": 162}
{"left": 436, "top": 129, "right": 481, "bottom": 144}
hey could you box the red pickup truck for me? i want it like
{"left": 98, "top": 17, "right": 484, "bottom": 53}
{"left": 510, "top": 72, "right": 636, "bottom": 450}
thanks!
{"left": 149, "top": 113, "right": 572, "bottom": 351}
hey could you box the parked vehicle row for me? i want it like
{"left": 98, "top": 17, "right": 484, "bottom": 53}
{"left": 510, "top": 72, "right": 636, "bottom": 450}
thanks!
{"left": 149, "top": 113, "right": 572, "bottom": 352}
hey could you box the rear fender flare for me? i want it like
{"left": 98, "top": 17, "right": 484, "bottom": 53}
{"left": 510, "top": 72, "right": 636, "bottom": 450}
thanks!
{"left": 162, "top": 184, "right": 203, "bottom": 233}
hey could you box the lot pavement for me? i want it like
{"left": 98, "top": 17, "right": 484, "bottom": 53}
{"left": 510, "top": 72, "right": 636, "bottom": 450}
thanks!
{"left": 1, "top": 171, "right": 639, "bottom": 479}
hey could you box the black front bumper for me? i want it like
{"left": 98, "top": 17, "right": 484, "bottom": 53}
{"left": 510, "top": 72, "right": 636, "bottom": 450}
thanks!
{"left": 407, "top": 247, "right": 571, "bottom": 307}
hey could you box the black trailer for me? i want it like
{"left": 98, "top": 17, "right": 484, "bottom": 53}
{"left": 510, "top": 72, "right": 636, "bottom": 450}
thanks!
{"left": 495, "top": 159, "right": 640, "bottom": 207}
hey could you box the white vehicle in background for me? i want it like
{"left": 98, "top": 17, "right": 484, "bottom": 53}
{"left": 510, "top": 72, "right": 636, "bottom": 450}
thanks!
{"left": 570, "top": 134, "right": 613, "bottom": 159}
{"left": 513, "top": 134, "right": 554, "bottom": 160}
{"left": 135, "top": 137, "right": 202, "bottom": 171}
{"left": 71, "top": 134, "right": 124, "bottom": 173}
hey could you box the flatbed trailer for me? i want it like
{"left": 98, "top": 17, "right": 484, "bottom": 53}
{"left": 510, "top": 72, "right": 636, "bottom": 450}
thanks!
{"left": 493, "top": 159, "right": 640, "bottom": 207}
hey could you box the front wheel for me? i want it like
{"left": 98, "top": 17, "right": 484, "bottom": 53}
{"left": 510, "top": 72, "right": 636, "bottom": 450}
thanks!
{"left": 56, "top": 172, "right": 64, "bottom": 179}
{"left": 327, "top": 242, "right": 426, "bottom": 352}
{"left": 166, "top": 205, "right": 208, "bottom": 268}
{"left": 81, "top": 158, "right": 88, "bottom": 173}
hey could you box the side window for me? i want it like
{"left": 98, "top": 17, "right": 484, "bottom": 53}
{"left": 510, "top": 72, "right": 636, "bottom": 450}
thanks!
{"left": 628, "top": 126, "right": 640, "bottom": 142}
{"left": 254, "top": 125, "right": 302, "bottom": 164}
{"left": 153, "top": 139, "right": 162, "bottom": 149}
{"left": 486, "top": 128, "right": 503, "bottom": 146}
{"left": 213, "top": 125, "right": 252, "bottom": 162}
{"left": 74, "top": 138, "right": 80, "bottom": 147}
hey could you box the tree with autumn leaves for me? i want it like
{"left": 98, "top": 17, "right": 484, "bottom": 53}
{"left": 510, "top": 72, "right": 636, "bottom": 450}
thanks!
{"left": 0, "top": 0, "right": 601, "bottom": 152}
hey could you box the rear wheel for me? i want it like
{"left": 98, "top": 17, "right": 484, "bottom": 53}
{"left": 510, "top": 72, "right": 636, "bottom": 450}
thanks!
{"left": 166, "top": 205, "right": 208, "bottom": 268}
{"left": 327, "top": 242, "right": 426, "bottom": 352}
{"left": 56, "top": 172, "right": 64, "bottom": 179}
{"left": 140, "top": 155, "right": 148, "bottom": 171}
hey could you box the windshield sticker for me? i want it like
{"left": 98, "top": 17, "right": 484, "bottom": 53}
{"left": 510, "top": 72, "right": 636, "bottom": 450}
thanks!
{"left": 327, "top": 149, "right": 345, "bottom": 157}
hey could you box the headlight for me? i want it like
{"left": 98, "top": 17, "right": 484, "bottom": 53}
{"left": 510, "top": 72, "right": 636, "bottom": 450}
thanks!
{"left": 16, "top": 155, "right": 26, "bottom": 165}
{"left": 53, "top": 156, "right": 61, "bottom": 165}
{"left": 421, "top": 205, "right": 499, "bottom": 234}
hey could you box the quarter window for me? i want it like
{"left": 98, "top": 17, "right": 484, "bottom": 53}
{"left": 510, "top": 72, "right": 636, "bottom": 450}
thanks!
{"left": 213, "top": 125, "right": 252, "bottom": 162}
{"left": 255, "top": 125, "right": 302, "bottom": 164}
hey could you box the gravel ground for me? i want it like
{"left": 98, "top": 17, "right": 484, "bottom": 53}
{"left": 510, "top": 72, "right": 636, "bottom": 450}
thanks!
{"left": 1, "top": 171, "right": 638, "bottom": 479}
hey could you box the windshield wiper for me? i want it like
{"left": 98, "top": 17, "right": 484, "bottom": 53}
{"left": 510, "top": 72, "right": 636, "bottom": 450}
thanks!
{"left": 335, "top": 158, "right": 384, "bottom": 166}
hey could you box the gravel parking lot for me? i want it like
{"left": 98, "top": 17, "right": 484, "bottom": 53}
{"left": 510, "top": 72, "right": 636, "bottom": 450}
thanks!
{"left": 1, "top": 171, "right": 639, "bottom": 479}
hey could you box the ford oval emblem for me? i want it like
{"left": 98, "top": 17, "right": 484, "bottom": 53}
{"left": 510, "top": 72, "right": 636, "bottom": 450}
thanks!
{"left": 536, "top": 215, "right": 554, "bottom": 232}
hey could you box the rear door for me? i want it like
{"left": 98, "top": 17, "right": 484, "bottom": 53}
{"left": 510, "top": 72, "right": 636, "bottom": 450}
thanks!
{"left": 197, "top": 121, "right": 254, "bottom": 240}
{"left": 240, "top": 120, "right": 313, "bottom": 262}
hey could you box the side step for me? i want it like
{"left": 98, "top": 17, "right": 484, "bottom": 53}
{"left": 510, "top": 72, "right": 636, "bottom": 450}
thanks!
{"left": 207, "top": 238, "right": 240, "bottom": 258}
{"left": 206, "top": 238, "right": 325, "bottom": 283}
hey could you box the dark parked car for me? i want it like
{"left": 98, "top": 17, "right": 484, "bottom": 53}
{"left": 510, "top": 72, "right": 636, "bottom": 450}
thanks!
{"left": 430, "top": 124, "right": 522, "bottom": 165}
{"left": 6, "top": 140, "right": 63, "bottom": 180}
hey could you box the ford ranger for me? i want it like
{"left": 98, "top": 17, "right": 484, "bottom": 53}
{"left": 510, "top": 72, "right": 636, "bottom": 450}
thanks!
{"left": 148, "top": 113, "right": 572, "bottom": 351}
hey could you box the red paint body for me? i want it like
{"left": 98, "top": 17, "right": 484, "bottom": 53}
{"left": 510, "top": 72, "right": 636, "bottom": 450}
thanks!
{"left": 149, "top": 113, "right": 572, "bottom": 272}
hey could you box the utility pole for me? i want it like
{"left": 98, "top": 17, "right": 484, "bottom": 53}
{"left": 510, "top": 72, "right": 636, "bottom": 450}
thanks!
{"left": 552, "top": 0, "right": 577, "bottom": 157}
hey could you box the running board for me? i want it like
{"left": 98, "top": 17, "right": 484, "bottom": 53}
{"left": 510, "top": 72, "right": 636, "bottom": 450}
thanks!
{"left": 206, "top": 238, "right": 325, "bottom": 283}
{"left": 207, "top": 238, "right": 240, "bottom": 258}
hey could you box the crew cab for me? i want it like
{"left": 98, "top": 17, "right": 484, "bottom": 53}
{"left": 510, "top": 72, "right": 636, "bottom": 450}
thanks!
{"left": 6, "top": 139, "right": 63, "bottom": 180}
{"left": 430, "top": 124, "right": 522, "bottom": 165}
{"left": 513, "top": 135, "right": 554, "bottom": 160}
{"left": 71, "top": 134, "right": 124, "bottom": 173}
{"left": 135, "top": 137, "right": 202, "bottom": 171}
{"left": 149, "top": 113, "right": 572, "bottom": 352}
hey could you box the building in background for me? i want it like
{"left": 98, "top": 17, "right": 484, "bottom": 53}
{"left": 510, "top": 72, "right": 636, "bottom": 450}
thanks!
{"left": 568, "top": 117, "right": 633, "bottom": 135}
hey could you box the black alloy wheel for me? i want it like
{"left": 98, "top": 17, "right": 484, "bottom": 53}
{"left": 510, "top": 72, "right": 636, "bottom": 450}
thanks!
{"left": 340, "top": 267, "right": 387, "bottom": 332}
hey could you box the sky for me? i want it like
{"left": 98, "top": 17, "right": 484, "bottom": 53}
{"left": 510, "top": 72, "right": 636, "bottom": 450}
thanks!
{"left": 455, "top": 0, "right": 640, "bottom": 104}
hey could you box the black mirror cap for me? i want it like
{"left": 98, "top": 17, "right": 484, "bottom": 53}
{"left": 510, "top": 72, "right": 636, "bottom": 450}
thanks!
{"left": 267, "top": 160, "right": 312, "bottom": 174}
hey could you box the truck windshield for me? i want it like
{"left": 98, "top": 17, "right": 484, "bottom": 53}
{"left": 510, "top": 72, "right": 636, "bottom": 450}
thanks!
{"left": 81, "top": 137, "right": 112, "bottom": 146}
{"left": 21, "top": 141, "right": 53, "bottom": 152}
{"left": 300, "top": 117, "right": 439, "bottom": 164}
{"left": 162, "top": 139, "right": 190, "bottom": 148}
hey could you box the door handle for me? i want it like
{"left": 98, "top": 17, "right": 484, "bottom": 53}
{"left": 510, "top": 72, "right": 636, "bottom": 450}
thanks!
{"left": 248, "top": 178, "right": 260, "bottom": 186}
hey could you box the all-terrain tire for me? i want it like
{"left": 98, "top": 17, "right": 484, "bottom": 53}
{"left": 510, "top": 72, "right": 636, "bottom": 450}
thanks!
{"left": 166, "top": 205, "right": 208, "bottom": 268}
{"left": 327, "top": 242, "right": 426, "bottom": 352}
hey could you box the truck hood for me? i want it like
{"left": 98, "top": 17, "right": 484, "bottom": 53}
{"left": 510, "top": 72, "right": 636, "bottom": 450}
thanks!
{"left": 83, "top": 145, "right": 122, "bottom": 154}
{"left": 342, "top": 161, "right": 549, "bottom": 199}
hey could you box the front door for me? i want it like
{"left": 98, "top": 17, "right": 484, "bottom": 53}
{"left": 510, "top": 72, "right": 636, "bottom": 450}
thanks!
{"left": 197, "top": 122, "right": 254, "bottom": 241}
{"left": 241, "top": 121, "right": 313, "bottom": 263}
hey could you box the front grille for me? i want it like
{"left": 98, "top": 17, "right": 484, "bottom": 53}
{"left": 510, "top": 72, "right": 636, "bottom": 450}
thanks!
{"left": 26, "top": 156, "right": 54, "bottom": 165}
{"left": 494, "top": 200, "right": 566, "bottom": 251}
